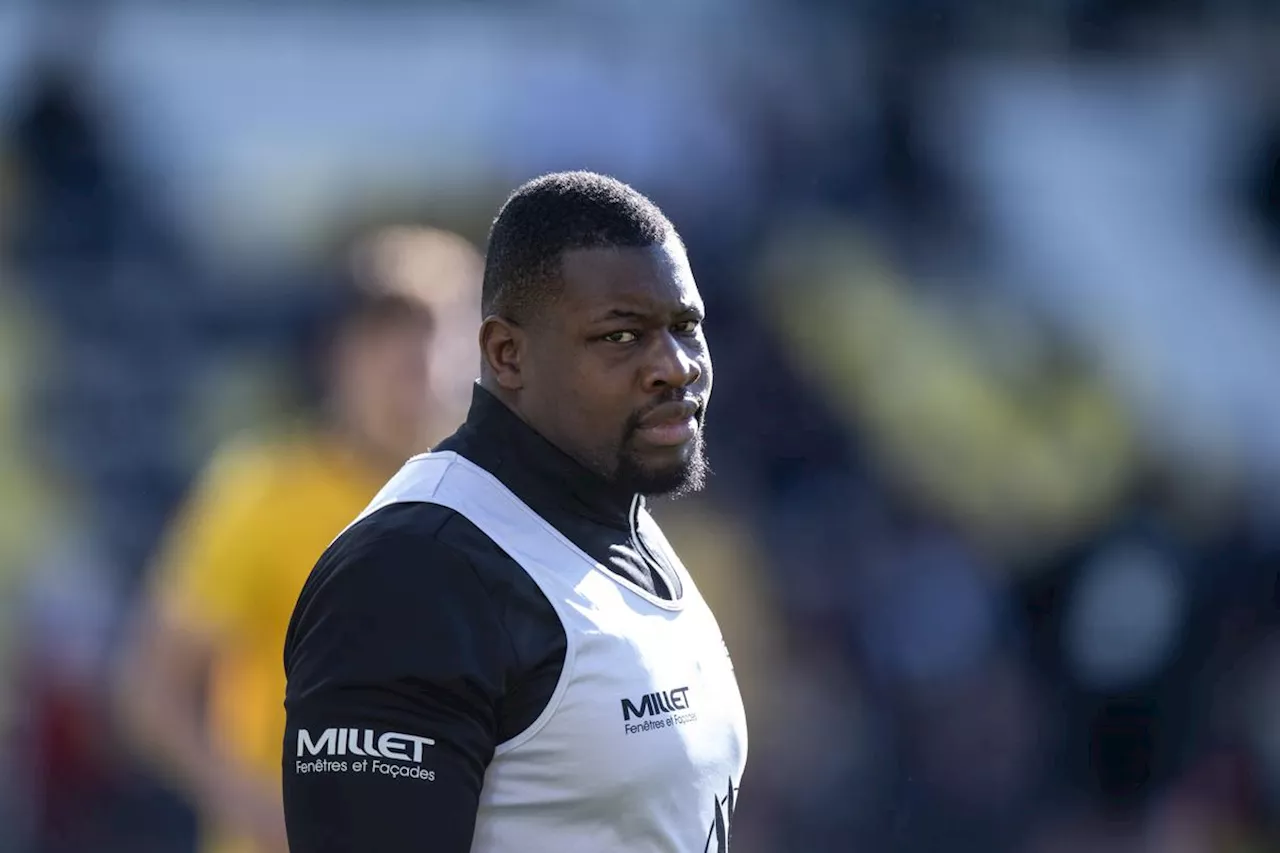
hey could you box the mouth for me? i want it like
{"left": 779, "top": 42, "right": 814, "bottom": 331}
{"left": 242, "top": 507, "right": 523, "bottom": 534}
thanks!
{"left": 634, "top": 400, "right": 702, "bottom": 448}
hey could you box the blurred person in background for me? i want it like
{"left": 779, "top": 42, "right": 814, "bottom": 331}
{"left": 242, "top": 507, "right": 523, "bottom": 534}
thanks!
{"left": 113, "top": 226, "right": 481, "bottom": 853}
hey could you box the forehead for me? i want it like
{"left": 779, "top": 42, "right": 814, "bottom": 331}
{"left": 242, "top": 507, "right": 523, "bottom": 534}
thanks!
{"left": 554, "top": 240, "right": 702, "bottom": 320}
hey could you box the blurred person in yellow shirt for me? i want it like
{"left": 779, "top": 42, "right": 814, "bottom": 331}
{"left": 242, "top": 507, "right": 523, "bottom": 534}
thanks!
{"left": 114, "top": 227, "right": 481, "bottom": 853}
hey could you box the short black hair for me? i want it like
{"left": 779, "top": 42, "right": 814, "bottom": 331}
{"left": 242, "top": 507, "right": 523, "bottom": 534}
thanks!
{"left": 482, "top": 171, "right": 675, "bottom": 321}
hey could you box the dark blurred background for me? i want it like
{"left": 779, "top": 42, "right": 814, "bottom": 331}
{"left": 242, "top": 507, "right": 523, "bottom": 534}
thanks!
{"left": 4, "top": 1, "right": 1280, "bottom": 851}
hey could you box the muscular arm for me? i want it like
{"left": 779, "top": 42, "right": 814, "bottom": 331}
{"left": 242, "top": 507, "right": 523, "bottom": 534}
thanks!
{"left": 282, "top": 506, "right": 514, "bottom": 853}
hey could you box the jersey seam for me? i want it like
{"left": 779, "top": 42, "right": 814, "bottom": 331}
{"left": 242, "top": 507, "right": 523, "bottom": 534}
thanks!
{"left": 630, "top": 495, "right": 682, "bottom": 601}
{"left": 432, "top": 514, "right": 532, "bottom": 682}
{"left": 429, "top": 457, "right": 528, "bottom": 667}
{"left": 492, "top": 605, "right": 577, "bottom": 756}
{"left": 412, "top": 452, "right": 579, "bottom": 756}
{"left": 451, "top": 534, "right": 563, "bottom": 754}
{"left": 343, "top": 497, "right": 529, "bottom": 676}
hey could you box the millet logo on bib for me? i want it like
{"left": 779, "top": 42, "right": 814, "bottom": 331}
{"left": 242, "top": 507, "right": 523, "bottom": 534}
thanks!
{"left": 620, "top": 687, "right": 698, "bottom": 734}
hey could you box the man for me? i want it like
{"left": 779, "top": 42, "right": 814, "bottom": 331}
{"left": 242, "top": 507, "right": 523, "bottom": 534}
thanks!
{"left": 282, "top": 172, "right": 749, "bottom": 852}
{"left": 114, "top": 227, "right": 480, "bottom": 853}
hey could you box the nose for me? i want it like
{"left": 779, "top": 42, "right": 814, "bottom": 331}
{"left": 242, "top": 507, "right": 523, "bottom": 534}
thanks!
{"left": 643, "top": 333, "right": 702, "bottom": 392}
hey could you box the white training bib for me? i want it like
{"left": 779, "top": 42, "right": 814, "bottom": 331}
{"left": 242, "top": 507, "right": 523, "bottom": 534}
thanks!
{"left": 357, "top": 451, "right": 749, "bottom": 853}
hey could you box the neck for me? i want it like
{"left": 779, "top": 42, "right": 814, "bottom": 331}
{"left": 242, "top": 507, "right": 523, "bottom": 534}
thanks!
{"left": 477, "top": 377, "right": 543, "bottom": 452}
{"left": 478, "top": 375, "right": 515, "bottom": 410}
{"left": 457, "top": 383, "right": 637, "bottom": 529}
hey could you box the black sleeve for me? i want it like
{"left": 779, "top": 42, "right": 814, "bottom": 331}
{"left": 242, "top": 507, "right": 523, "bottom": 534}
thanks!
{"left": 282, "top": 504, "right": 513, "bottom": 853}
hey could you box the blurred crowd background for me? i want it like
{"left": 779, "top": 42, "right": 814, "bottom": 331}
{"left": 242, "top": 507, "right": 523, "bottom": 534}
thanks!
{"left": 3, "top": 0, "right": 1280, "bottom": 851}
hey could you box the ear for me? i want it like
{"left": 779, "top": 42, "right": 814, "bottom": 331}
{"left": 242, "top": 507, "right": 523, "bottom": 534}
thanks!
{"left": 479, "top": 315, "right": 525, "bottom": 391}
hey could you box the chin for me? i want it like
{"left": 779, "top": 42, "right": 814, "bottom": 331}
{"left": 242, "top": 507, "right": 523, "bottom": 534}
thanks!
{"left": 619, "top": 445, "right": 710, "bottom": 499}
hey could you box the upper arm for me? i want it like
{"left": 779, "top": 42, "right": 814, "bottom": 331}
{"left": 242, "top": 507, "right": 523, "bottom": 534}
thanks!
{"left": 282, "top": 508, "right": 513, "bottom": 853}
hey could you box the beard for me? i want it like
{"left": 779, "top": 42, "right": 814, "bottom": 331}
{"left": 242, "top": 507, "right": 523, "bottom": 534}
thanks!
{"left": 611, "top": 415, "right": 711, "bottom": 499}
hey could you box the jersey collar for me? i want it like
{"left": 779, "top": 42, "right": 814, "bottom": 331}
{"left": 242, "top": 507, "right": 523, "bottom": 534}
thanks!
{"left": 446, "top": 384, "right": 637, "bottom": 531}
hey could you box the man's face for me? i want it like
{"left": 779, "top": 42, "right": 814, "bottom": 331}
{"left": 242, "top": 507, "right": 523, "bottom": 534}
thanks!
{"left": 517, "top": 239, "right": 713, "bottom": 497}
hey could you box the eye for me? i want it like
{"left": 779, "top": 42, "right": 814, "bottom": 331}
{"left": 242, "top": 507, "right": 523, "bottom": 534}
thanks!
{"left": 673, "top": 319, "right": 701, "bottom": 335}
{"left": 602, "top": 330, "right": 639, "bottom": 344}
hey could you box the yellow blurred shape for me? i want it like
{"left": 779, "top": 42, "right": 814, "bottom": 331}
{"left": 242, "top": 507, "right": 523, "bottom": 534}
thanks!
{"left": 760, "top": 224, "right": 1137, "bottom": 564}
{"left": 350, "top": 225, "right": 484, "bottom": 444}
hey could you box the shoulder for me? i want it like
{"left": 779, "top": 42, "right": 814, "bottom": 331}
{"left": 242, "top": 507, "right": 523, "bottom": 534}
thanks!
{"left": 305, "top": 484, "right": 563, "bottom": 607}
{"left": 292, "top": 502, "right": 477, "bottom": 618}
{"left": 286, "top": 500, "right": 563, "bottom": 670}
{"left": 284, "top": 499, "right": 570, "bottom": 743}
{"left": 283, "top": 502, "right": 500, "bottom": 689}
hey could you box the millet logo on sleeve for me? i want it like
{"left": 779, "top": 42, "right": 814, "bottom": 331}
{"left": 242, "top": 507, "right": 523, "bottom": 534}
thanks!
{"left": 294, "top": 728, "right": 437, "bottom": 781}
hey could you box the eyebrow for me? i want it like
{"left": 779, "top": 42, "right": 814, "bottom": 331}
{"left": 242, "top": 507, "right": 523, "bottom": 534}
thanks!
{"left": 592, "top": 305, "right": 703, "bottom": 323}
{"left": 597, "top": 308, "right": 648, "bottom": 321}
